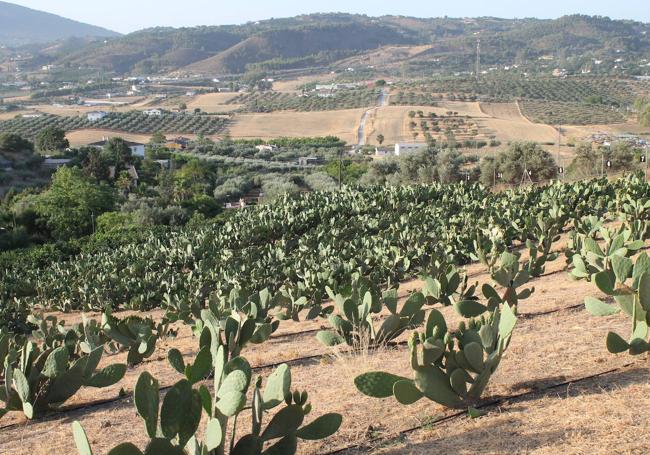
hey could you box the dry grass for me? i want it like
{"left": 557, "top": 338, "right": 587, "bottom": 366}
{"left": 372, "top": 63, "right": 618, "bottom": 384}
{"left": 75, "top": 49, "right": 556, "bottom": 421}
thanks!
{"left": 272, "top": 74, "right": 336, "bottom": 92}
{"left": 1, "top": 235, "right": 649, "bottom": 454}
{"left": 66, "top": 129, "right": 155, "bottom": 146}
{"left": 227, "top": 109, "right": 364, "bottom": 143}
{"left": 186, "top": 92, "right": 241, "bottom": 113}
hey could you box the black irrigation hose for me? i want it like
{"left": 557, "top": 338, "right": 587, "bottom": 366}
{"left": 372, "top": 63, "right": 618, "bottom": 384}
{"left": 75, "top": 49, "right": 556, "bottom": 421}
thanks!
{"left": 323, "top": 361, "right": 637, "bottom": 455}
{"left": 0, "top": 299, "right": 591, "bottom": 433}
{"left": 4, "top": 234, "right": 642, "bottom": 431}
{"left": 0, "top": 340, "right": 410, "bottom": 432}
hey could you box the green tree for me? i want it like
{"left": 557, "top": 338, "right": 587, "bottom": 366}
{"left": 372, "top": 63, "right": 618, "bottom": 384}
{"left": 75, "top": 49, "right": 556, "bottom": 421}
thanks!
{"left": 102, "top": 137, "right": 133, "bottom": 173}
{"left": 149, "top": 132, "right": 167, "bottom": 144}
{"left": 376, "top": 134, "right": 385, "bottom": 145}
{"left": 82, "top": 149, "right": 110, "bottom": 181}
{"left": 435, "top": 149, "right": 463, "bottom": 183}
{"left": 481, "top": 142, "right": 556, "bottom": 185}
{"left": 35, "top": 167, "right": 116, "bottom": 240}
{"left": 35, "top": 127, "right": 69, "bottom": 152}
{"left": 0, "top": 133, "right": 33, "bottom": 153}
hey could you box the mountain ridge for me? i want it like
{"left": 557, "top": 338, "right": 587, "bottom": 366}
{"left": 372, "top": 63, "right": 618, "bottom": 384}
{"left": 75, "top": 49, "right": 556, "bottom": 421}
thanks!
{"left": 6, "top": 12, "right": 650, "bottom": 75}
{"left": 0, "top": 1, "right": 120, "bottom": 46}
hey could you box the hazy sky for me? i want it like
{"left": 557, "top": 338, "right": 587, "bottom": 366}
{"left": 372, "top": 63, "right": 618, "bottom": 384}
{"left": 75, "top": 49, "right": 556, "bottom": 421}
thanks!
{"left": 7, "top": 0, "right": 649, "bottom": 34}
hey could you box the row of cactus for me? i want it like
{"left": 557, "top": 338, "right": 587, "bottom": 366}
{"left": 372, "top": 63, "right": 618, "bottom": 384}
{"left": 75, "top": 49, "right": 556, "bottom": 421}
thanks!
{"left": 0, "top": 338, "right": 125, "bottom": 420}
{"left": 101, "top": 308, "right": 176, "bottom": 366}
{"left": 355, "top": 303, "right": 517, "bottom": 409}
{"left": 453, "top": 251, "right": 535, "bottom": 318}
{"left": 352, "top": 250, "right": 529, "bottom": 411}
{"left": 522, "top": 214, "right": 563, "bottom": 277}
{"left": 73, "top": 345, "right": 341, "bottom": 454}
{"left": 568, "top": 220, "right": 645, "bottom": 282}
{"left": 316, "top": 275, "right": 425, "bottom": 348}
{"left": 584, "top": 252, "right": 650, "bottom": 355}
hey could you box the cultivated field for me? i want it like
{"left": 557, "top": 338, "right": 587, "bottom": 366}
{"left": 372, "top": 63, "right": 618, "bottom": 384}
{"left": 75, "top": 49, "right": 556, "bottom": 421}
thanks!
{"left": 477, "top": 102, "right": 558, "bottom": 144}
{"left": 228, "top": 108, "right": 365, "bottom": 143}
{"left": 1, "top": 233, "right": 647, "bottom": 454}
{"left": 65, "top": 129, "right": 159, "bottom": 147}
{"left": 186, "top": 92, "right": 242, "bottom": 113}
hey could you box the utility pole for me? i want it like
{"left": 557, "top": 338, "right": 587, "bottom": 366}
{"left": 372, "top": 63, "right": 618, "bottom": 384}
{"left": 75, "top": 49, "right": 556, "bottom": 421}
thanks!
{"left": 338, "top": 149, "right": 342, "bottom": 190}
{"left": 557, "top": 125, "right": 562, "bottom": 179}
{"left": 476, "top": 39, "right": 481, "bottom": 82}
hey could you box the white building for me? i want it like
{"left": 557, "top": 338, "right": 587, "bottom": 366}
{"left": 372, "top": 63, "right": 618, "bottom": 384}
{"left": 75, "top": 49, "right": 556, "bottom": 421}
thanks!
{"left": 394, "top": 143, "right": 427, "bottom": 156}
{"left": 87, "top": 111, "right": 108, "bottom": 122}
{"left": 89, "top": 138, "right": 146, "bottom": 158}
{"left": 255, "top": 145, "right": 277, "bottom": 153}
{"left": 143, "top": 109, "right": 162, "bottom": 116}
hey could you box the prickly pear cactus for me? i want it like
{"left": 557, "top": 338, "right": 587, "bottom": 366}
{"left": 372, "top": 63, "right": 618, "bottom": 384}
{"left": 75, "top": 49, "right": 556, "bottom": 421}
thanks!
{"left": 0, "top": 339, "right": 126, "bottom": 420}
{"left": 584, "top": 252, "right": 650, "bottom": 355}
{"left": 72, "top": 346, "right": 342, "bottom": 454}
{"left": 316, "top": 276, "right": 425, "bottom": 348}
{"left": 569, "top": 223, "right": 645, "bottom": 282}
{"left": 454, "top": 251, "right": 534, "bottom": 318}
{"left": 355, "top": 304, "right": 517, "bottom": 409}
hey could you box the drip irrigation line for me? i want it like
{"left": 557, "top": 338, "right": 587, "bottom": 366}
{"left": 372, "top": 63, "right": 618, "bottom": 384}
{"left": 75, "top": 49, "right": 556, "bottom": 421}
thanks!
{"left": 0, "top": 282, "right": 584, "bottom": 434}
{"left": 323, "top": 361, "right": 637, "bottom": 455}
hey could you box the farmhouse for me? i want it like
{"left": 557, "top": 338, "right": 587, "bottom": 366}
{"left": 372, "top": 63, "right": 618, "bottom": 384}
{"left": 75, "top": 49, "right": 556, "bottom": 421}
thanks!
{"left": 394, "top": 142, "right": 427, "bottom": 156}
{"left": 88, "top": 139, "right": 146, "bottom": 158}
{"left": 87, "top": 111, "right": 108, "bottom": 122}
{"left": 143, "top": 109, "right": 162, "bottom": 116}
{"left": 255, "top": 144, "right": 277, "bottom": 153}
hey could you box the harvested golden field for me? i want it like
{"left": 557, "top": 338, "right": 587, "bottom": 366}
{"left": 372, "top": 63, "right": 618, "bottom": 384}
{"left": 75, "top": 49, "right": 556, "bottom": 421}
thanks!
{"left": 30, "top": 102, "right": 145, "bottom": 117}
{"left": 0, "top": 110, "right": 29, "bottom": 120}
{"left": 186, "top": 92, "right": 241, "bottom": 113}
{"left": 66, "top": 129, "right": 155, "bottom": 146}
{"left": 228, "top": 108, "right": 365, "bottom": 143}
{"left": 562, "top": 122, "right": 650, "bottom": 141}
{"left": 477, "top": 102, "right": 558, "bottom": 144}
{"left": 1, "top": 239, "right": 647, "bottom": 455}
{"left": 272, "top": 73, "right": 336, "bottom": 92}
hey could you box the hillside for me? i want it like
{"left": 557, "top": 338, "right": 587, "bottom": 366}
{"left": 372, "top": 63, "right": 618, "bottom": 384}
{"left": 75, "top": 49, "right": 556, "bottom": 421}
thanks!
{"left": 15, "top": 14, "right": 650, "bottom": 75}
{"left": 186, "top": 23, "right": 419, "bottom": 74}
{"left": 0, "top": 1, "right": 119, "bottom": 46}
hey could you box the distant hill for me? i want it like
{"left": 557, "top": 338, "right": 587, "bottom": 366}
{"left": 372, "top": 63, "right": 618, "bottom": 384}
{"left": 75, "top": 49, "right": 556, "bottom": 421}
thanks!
{"left": 18, "top": 13, "right": 650, "bottom": 75}
{"left": 186, "top": 23, "right": 419, "bottom": 74}
{"left": 0, "top": 1, "right": 119, "bottom": 46}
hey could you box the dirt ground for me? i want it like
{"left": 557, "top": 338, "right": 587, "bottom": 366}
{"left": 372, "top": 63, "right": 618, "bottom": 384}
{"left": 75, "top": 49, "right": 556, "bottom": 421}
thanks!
{"left": 367, "top": 101, "right": 560, "bottom": 147}
{"left": 186, "top": 92, "right": 241, "bottom": 113}
{"left": 228, "top": 108, "right": 365, "bottom": 143}
{"left": 66, "top": 129, "right": 156, "bottom": 146}
{"left": 1, "top": 232, "right": 648, "bottom": 454}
